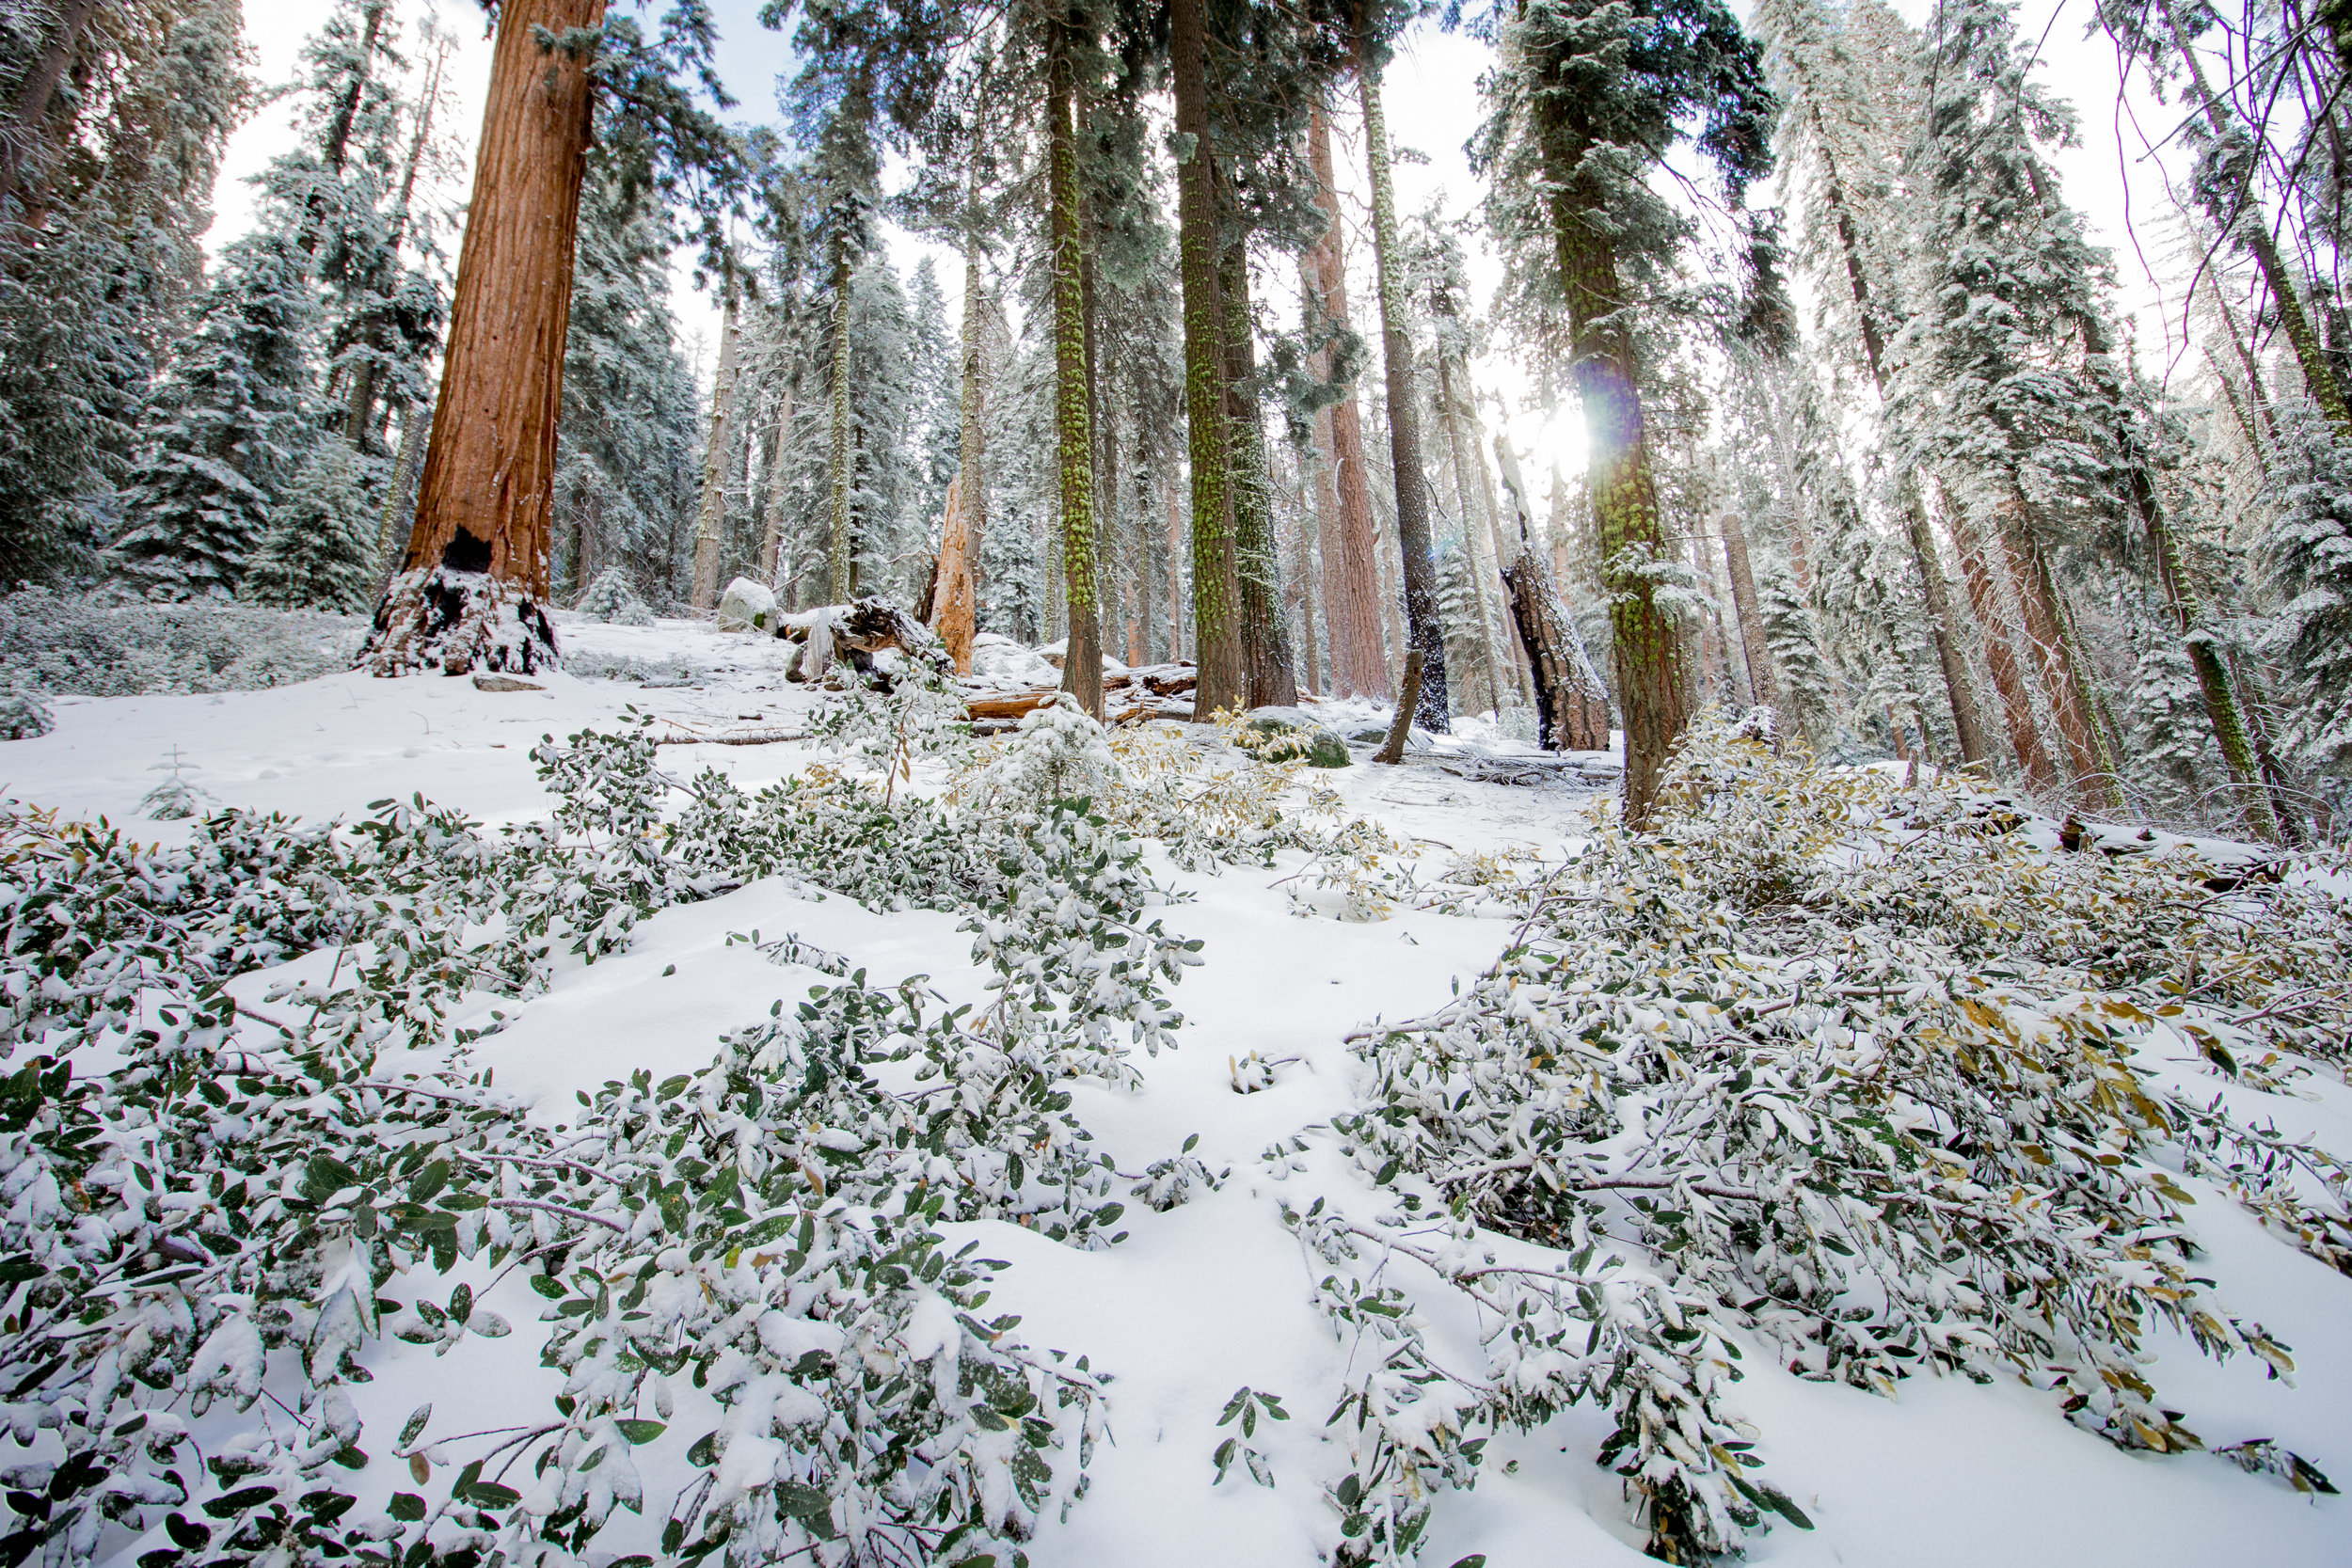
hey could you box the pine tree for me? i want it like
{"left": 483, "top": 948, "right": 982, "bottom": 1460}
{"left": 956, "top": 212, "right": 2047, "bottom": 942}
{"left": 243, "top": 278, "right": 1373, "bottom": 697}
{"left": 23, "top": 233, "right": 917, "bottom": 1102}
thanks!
{"left": 551, "top": 167, "right": 699, "bottom": 607}
{"left": 1478, "top": 0, "right": 1774, "bottom": 826}
{"left": 2263, "top": 399, "right": 2352, "bottom": 797}
{"left": 0, "top": 0, "right": 245, "bottom": 578}
{"left": 109, "top": 232, "right": 320, "bottom": 599}
{"left": 243, "top": 436, "right": 375, "bottom": 611}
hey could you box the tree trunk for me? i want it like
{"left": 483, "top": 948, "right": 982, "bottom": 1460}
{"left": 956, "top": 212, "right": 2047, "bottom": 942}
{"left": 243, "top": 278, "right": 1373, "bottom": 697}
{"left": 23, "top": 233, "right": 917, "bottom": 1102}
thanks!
{"left": 0, "top": 0, "right": 99, "bottom": 228}
{"left": 1355, "top": 36, "right": 1449, "bottom": 731}
{"left": 2163, "top": 0, "right": 2352, "bottom": 436}
{"left": 1946, "top": 495, "right": 2062, "bottom": 796}
{"left": 1992, "top": 489, "right": 2112, "bottom": 808}
{"left": 1172, "top": 0, "right": 1244, "bottom": 712}
{"left": 1437, "top": 348, "right": 1507, "bottom": 716}
{"left": 827, "top": 256, "right": 854, "bottom": 599}
{"left": 1375, "top": 648, "right": 1425, "bottom": 764}
{"left": 1165, "top": 472, "right": 1186, "bottom": 660}
{"left": 374, "top": 396, "right": 429, "bottom": 586}
{"left": 1497, "top": 436, "right": 1611, "bottom": 751}
{"left": 757, "top": 372, "right": 795, "bottom": 585}
{"left": 1300, "top": 245, "right": 1347, "bottom": 689}
{"left": 1549, "top": 222, "right": 1684, "bottom": 826}
{"left": 1718, "top": 508, "right": 1781, "bottom": 720}
{"left": 930, "top": 475, "right": 976, "bottom": 673}
{"left": 342, "top": 32, "right": 445, "bottom": 450}
{"left": 1048, "top": 15, "right": 1102, "bottom": 717}
{"left": 362, "top": 0, "right": 603, "bottom": 676}
{"left": 1220, "top": 232, "right": 1295, "bottom": 708}
{"left": 1307, "top": 103, "right": 1392, "bottom": 700}
{"left": 691, "top": 273, "right": 743, "bottom": 610}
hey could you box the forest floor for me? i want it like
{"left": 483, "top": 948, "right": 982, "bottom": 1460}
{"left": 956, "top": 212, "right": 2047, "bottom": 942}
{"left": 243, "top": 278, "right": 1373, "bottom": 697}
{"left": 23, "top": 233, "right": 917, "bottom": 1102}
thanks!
{"left": 7, "top": 610, "right": 2350, "bottom": 1568}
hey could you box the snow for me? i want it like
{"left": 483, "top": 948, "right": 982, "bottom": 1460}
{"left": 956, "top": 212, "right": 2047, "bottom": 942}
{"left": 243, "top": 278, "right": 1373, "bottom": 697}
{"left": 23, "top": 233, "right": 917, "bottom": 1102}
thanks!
{"left": 5, "top": 613, "right": 2346, "bottom": 1568}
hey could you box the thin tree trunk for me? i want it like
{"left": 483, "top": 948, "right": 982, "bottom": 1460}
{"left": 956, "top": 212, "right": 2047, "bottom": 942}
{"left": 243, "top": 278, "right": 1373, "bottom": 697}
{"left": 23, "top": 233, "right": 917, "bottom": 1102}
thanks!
{"left": 1300, "top": 245, "right": 1348, "bottom": 688}
{"left": 363, "top": 0, "right": 603, "bottom": 676}
{"left": 343, "top": 36, "right": 446, "bottom": 448}
{"left": 2163, "top": 0, "right": 2352, "bottom": 436}
{"left": 1165, "top": 472, "right": 1186, "bottom": 660}
{"left": 827, "top": 256, "right": 854, "bottom": 600}
{"left": 1048, "top": 15, "right": 1102, "bottom": 717}
{"left": 1993, "top": 489, "right": 2112, "bottom": 808}
{"left": 374, "top": 397, "right": 429, "bottom": 586}
{"left": 1437, "top": 349, "right": 1506, "bottom": 716}
{"left": 1307, "top": 103, "right": 1391, "bottom": 699}
{"left": 758, "top": 372, "right": 795, "bottom": 584}
{"left": 1355, "top": 34, "right": 1449, "bottom": 731}
{"left": 1171, "top": 0, "right": 1244, "bottom": 711}
{"left": 691, "top": 272, "right": 743, "bottom": 611}
{"left": 1220, "top": 232, "right": 1295, "bottom": 708}
{"left": 1718, "top": 508, "right": 1780, "bottom": 719}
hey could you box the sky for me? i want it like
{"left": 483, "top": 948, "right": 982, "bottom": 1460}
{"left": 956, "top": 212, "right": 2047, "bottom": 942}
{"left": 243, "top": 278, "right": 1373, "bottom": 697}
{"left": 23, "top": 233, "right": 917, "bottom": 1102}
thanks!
{"left": 210, "top": 0, "right": 2207, "bottom": 483}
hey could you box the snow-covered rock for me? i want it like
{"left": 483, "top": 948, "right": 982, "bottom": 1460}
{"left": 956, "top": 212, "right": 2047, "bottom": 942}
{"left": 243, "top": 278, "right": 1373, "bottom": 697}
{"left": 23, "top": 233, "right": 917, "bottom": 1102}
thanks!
{"left": 714, "top": 577, "right": 777, "bottom": 633}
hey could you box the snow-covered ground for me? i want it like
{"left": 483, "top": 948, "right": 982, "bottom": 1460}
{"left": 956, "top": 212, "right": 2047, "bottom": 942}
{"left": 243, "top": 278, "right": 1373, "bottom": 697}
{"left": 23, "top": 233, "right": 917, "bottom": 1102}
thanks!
{"left": 7, "top": 612, "right": 2347, "bottom": 1567}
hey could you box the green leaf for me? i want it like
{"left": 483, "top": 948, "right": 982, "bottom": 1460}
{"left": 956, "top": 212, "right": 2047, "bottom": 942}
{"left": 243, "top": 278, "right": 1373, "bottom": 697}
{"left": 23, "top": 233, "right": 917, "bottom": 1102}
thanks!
{"left": 459, "top": 1481, "right": 520, "bottom": 1510}
{"left": 407, "top": 1160, "right": 451, "bottom": 1205}
{"left": 614, "top": 1419, "right": 666, "bottom": 1445}
{"left": 387, "top": 1494, "right": 425, "bottom": 1523}
{"left": 398, "top": 1404, "right": 432, "bottom": 1450}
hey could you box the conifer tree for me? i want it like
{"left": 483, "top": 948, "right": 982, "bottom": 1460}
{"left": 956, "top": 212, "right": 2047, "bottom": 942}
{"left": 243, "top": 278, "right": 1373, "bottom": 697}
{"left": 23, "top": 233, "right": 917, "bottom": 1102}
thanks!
{"left": 109, "top": 231, "right": 319, "bottom": 599}
{"left": 1478, "top": 0, "right": 1773, "bottom": 827}
{"left": 243, "top": 436, "right": 375, "bottom": 611}
{"left": 0, "top": 0, "right": 244, "bottom": 578}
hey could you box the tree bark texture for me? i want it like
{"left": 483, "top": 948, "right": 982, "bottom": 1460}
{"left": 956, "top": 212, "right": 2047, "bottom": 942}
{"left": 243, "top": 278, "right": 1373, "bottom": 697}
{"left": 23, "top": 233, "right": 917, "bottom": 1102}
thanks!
{"left": 1993, "top": 490, "right": 2113, "bottom": 808}
{"left": 1718, "top": 509, "right": 1781, "bottom": 720}
{"left": 1551, "top": 222, "right": 1684, "bottom": 827}
{"left": 1048, "top": 17, "right": 1103, "bottom": 718}
{"left": 930, "top": 475, "right": 976, "bottom": 673}
{"left": 1307, "top": 103, "right": 1392, "bottom": 699}
{"left": 0, "top": 0, "right": 99, "bottom": 228}
{"left": 1497, "top": 436, "right": 1611, "bottom": 751}
{"left": 1947, "top": 494, "right": 2062, "bottom": 796}
{"left": 1355, "top": 43, "right": 1449, "bottom": 731}
{"left": 1220, "top": 234, "right": 1295, "bottom": 708}
{"left": 758, "top": 373, "right": 795, "bottom": 585}
{"left": 691, "top": 275, "right": 743, "bottom": 610}
{"left": 827, "top": 259, "right": 854, "bottom": 599}
{"left": 363, "top": 0, "right": 602, "bottom": 676}
{"left": 1172, "top": 0, "right": 1244, "bottom": 713}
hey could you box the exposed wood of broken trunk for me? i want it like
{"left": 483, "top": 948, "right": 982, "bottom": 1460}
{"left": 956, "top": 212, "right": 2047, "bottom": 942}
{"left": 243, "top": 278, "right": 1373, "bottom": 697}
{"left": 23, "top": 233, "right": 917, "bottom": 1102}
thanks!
{"left": 1496, "top": 436, "right": 1611, "bottom": 751}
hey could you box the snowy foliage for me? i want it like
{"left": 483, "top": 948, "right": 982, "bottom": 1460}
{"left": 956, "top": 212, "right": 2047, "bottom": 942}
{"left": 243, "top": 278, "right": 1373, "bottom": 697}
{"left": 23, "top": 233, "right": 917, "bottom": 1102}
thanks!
{"left": 575, "top": 566, "right": 656, "bottom": 626}
{"left": 958, "top": 696, "right": 1130, "bottom": 816}
{"left": 0, "top": 705, "right": 1216, "bottom": 1567}
{"left": 0, "top": 670, "right": 53, "bottom": 740}
{"left": 243, "top": 437, "right": 380, "bottom": 613}
{"left": 1315, "top": 718, "right": 2352, "bottom": 1560}
{"left": 0, "top": 587, "right": 363, "bottom": 697}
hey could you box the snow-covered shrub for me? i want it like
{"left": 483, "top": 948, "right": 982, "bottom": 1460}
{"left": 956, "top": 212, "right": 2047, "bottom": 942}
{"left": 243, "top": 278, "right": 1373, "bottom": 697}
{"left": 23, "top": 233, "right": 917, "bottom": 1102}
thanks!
{"left": 807, "top": 657, "right": 972, "bottom": 800}
{"left": 576, "top": 565, "right": 656, "bottom": 625}
{"left": 0, "top": 586, "right": 362, "bottom": 696}
{"left": 0, "top": 668, "right": 51, "bottom": 739}
{"left": 0, "top": 711, "right": 1213, "bottom": 1568}
{"left": 1320, "top": 718, "right": 2352, "bottom": 1560}
{"left": 960, "top": 694, "right": 1129, "bottom": 815}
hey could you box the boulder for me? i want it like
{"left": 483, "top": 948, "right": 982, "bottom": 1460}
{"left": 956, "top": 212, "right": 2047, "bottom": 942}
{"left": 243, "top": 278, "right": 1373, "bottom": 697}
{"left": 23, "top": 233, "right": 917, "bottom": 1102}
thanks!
{"left": 1239, "top": 707, "right": 1351, "bottom": 768}
{"left": 471, "top": 673, "right": 543, "bottom": 693}
{"left": 715, "top": 577, "right": 777, "bottom": 633}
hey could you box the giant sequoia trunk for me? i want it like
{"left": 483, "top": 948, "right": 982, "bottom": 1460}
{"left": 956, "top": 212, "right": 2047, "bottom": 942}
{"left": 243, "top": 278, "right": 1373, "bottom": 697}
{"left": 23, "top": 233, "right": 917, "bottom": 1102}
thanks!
{"left": 1946, "top": 497, "right": 2062, "bottom": 796}
{"left": 1047, "top": 17, "right": 1103, "bottom": 718}
{"left": 956, "top": 165, "right": 989, "bottom": 613}
{"left": 1306, "top": 103, "right": 1391, "bottom": 700}
{"left": 1171, "top": 0, "right": 1245, "bottom": 714}
{"left": 827, "top": 256, "right": 854, "bottom": 599}
{"left": 1356, "top": 38, "right": 1450, "bottom": 732}
{"left": 363, "top": 0, "right": 604, "bottom": 676}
